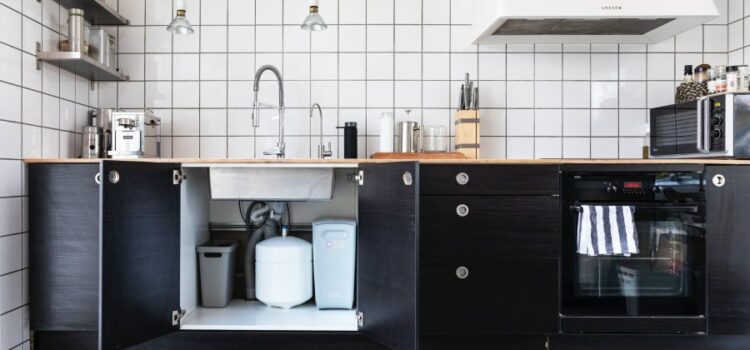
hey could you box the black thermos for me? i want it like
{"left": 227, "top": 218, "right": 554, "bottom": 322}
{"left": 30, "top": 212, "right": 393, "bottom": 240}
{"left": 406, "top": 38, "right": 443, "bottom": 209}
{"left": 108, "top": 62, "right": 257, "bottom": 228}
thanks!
{"left": 338, "top": 122, "right": 358, "bottom": 159}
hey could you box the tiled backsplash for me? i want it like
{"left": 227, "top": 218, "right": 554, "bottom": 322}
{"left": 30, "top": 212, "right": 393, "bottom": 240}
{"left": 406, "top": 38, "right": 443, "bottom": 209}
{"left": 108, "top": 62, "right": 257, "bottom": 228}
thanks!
{"left": 0, "top": 0, "right": 741, "bottom": 348}
{"left": 0, "top": 0, "right": 100, "bottom": 348}
{"left": 102, "top": 0, "right": 732, "bottom": 160}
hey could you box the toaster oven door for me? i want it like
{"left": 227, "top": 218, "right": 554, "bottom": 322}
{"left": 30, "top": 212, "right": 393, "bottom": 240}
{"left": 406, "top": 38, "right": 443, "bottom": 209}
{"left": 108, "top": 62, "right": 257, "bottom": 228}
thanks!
{"left": 650, "top": 101, "right": 699, "bottom": 157}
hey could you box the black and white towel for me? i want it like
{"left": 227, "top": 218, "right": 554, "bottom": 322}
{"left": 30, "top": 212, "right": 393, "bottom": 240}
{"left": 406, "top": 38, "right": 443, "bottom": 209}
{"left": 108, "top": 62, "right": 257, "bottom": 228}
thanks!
{"left": 577, "top": 205, "right": 639, "bottom": 257}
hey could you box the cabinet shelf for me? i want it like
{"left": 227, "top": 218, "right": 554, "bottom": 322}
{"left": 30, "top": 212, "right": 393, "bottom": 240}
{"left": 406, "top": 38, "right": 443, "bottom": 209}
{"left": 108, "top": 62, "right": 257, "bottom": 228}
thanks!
{"left": 53, "top": 0, "right": 129, "bottom": 25}
{"left": 36, "top": 51, "right": 129, "bottom": 82}
{"left": 180, "top": 300, "right": 358, "bottom": 331}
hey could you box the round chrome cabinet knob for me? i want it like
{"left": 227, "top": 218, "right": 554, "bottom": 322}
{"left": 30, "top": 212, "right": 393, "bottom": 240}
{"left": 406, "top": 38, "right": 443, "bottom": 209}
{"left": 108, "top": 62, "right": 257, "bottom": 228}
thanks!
{"left": 456, "top": 266, "right": 469, "bottom": 280}
{"left": 455, "top": 172, "right": 470, "bottom": 185}
{"left": 456, "top": 204, "right": 470, "bottom": 217}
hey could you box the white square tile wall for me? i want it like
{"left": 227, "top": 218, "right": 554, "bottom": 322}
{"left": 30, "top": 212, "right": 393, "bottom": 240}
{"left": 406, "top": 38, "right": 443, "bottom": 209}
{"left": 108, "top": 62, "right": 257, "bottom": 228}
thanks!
{"left": 0, "top": 0, "right": 734, "bottom": 345}
{"left": 95, "top": 0, "right": 731, "bottom": 160}
{"left": 1, "top": 0, "right": 99, "bottom": 347}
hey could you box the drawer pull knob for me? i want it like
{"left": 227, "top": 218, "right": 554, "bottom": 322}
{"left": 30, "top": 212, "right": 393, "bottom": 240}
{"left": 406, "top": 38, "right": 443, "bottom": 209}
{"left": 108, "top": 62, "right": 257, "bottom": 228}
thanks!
{"left": 455, "top": 172, "right": 470, "bottom": 185}
{"left": 456, "top": 266, "right": 469, "bottom": 279}
{"left": 456, "top": 204, "right": 469, "bottom": 217}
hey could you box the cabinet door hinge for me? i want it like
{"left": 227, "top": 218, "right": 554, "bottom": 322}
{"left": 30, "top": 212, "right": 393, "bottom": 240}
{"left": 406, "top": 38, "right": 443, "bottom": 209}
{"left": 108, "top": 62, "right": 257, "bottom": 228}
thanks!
{"left": 349, "top": 170, "right": 364, "bottom": 186}
{"left": 172, "top": 170, "right": 187, "bottom": 185}
{"left": 357, "top": 311, "right": 364, "bottom": 328}
{"left": 172, "top": 308, "right": 186, "bottom": 326}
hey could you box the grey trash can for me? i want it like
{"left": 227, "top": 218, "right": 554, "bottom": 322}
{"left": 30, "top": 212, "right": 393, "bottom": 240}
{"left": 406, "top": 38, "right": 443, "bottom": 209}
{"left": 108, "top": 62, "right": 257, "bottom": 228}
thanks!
{"left": 197, "top": 240, "right": 238, "bottom": 308}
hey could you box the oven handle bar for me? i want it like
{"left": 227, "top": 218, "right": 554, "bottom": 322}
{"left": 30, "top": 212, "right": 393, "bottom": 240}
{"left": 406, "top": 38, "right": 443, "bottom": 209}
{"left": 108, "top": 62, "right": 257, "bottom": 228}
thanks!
{"left": 569, "top": 204, "right": 700, "bottom": 214}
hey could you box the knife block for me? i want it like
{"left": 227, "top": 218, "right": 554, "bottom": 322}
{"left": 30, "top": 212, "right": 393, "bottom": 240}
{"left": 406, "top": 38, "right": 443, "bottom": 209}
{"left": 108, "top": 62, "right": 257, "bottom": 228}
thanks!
{"left": 454, "top": 110, "right": 480, "bottom": 159}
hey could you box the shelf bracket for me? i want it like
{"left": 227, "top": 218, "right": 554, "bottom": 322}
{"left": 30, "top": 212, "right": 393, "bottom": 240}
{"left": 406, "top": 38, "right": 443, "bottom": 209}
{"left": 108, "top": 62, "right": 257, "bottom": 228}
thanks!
{"left": 35, "top": 42, "right": 41, "bottom": 70}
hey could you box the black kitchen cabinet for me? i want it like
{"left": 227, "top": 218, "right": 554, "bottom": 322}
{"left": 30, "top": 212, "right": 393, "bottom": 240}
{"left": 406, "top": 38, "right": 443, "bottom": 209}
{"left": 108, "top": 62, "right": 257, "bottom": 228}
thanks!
{"left": 357, "top": 162, "right": 420, "bottom": 350}
{"left": 420, "top": 195, "right": 560, "bottom": 258}
{"left": 29, "top": 161, "right": 421, "bottom": 350}
{"left": 420, "top": 164, "right": 559, "bottom": 196}
{"left": 29, "top": 163, "right": 100, "bottom": 349}
{"left": 421, "top": 256, "right": 558, "bottom": 334}
{"left": 100, "top": 161, "right": 182, "bottom": 349}
{"left": 706, "top": 166, "right": 750, "bottom": 335}
{"left": 419, "top": 165, "right": 561, "bottom": 338}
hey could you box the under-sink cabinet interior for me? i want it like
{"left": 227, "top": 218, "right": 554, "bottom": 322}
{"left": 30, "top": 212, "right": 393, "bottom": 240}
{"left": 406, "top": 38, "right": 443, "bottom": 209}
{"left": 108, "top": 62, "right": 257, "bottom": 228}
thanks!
{"left": 178, "top": 166, "right": 360, "bottom": 331}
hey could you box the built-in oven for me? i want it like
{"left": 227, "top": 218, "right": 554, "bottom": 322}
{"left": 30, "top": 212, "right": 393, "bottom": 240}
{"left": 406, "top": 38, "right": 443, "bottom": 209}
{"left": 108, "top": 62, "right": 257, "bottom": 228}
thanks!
{"left": 561, "top": 167, "right": 707, "bottom": 334}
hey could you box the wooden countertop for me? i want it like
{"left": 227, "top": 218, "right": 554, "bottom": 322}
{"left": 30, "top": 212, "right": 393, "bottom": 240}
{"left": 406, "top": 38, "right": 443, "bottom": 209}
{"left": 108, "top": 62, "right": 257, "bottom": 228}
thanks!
{"left": 22, "top": 158, "right": 750, "bottom": 165}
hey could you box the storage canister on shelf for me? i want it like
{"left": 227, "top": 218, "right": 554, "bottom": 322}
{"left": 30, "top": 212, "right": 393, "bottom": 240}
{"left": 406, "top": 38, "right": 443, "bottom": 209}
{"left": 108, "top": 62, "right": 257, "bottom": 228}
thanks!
{"left": 707, "top": 68, "right": 717, "bottom": 94}
{"left": 716, "top": 65, "right": 728, "bottom": 93}
{"left": 739, "top": 65, "right": 750, "bottom": 92}
{"left": 66, "top": 8, "right": 86, "bottom": 53}
{"left": 727, "top": 66, "right": 740, "bottom": 92}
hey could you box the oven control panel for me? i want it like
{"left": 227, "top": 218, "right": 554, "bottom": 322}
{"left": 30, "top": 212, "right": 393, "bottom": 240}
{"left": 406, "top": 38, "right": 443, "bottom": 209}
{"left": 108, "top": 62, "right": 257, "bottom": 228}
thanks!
{"left": 607, "top": 181, "right": 649, "bottom": 196}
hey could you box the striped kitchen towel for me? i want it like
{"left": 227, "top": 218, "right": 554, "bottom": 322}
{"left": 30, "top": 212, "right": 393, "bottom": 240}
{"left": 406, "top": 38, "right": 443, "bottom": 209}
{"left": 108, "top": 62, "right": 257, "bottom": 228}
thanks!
{"left": 577, "top": 205, "right": 639, "bottom": 257}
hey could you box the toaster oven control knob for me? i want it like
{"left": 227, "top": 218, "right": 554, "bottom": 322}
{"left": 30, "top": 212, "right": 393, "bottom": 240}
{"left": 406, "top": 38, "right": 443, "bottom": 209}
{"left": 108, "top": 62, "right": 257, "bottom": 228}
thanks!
{"left": 713, "top": 117, "right": 723, "bottom": 126}
{"left": 606, "top": 183, "right": 618, "bottom": 193}
{"left": 456, "top": 266, "right": 469, "bottom": 280}
{"left": 456, "top": 204, "right": 470, "bottom": 217}
{"left": 712, "top": 129, "right": 723, "bottom": 138}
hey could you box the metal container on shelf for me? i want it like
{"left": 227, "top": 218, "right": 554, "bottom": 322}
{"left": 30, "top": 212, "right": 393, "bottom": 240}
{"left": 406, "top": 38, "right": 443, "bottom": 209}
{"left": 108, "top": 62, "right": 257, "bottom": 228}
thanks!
{"left": 89, "top": 27, "right": 115, "bottom": 67}
{"left": 66, "top": 8, "right": 86, "bottom": 53}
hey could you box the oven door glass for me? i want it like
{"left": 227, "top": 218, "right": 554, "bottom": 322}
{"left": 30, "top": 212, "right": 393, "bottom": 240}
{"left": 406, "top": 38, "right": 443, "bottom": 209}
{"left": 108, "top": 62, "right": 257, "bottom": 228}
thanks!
{"left": 562, "top": 187, "right": 706, "bottom": 316}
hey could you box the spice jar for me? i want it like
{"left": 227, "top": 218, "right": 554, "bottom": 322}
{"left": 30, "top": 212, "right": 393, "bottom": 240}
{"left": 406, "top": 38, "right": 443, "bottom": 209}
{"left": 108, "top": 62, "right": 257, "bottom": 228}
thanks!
{"left": 707, "top": 68, "right": 717, "bottom": 93}
{"left": 739, "top": 65, "right": 750, "bottom": 92}
{"left": 716, "top": 65, "right": 728, "bottom": 93}
{"left": 694, "top": 64, "right": 710, "bottom": 84}
{"left": 727, "top": 66, "right": 740, "bottom": 92}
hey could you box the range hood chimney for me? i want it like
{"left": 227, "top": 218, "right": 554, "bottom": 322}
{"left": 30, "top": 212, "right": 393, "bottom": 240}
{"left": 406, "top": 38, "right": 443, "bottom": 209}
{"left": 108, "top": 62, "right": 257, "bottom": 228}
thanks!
{"left": 472, "top": 0, "right": 719, "bottom": 44}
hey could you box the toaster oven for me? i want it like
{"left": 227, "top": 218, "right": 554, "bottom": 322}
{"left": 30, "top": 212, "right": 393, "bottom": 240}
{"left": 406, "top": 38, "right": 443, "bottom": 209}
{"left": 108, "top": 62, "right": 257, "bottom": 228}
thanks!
{"left": 650, "top": 93, "right": 750, "bottom": 158}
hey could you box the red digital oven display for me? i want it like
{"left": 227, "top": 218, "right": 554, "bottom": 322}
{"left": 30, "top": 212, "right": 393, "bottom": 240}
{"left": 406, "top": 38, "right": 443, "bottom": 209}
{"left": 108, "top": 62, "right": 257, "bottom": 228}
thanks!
{"left": 624, "top": 181, "right": 643, "bottom": 189}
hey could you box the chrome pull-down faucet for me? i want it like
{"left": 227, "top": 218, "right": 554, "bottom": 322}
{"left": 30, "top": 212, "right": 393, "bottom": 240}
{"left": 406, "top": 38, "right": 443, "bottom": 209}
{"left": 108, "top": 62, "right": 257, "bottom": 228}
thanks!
{"left": 252, "top": 65, "right": 286, "bottom": 158}
{"left": 309, "top": 103, "right": 332, "bottom": 159}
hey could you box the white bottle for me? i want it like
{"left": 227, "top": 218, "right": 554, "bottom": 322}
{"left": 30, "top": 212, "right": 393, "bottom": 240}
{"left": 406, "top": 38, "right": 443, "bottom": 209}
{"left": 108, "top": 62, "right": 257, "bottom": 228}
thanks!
{"left": 379, "top": 112, "right": 394, "bottom": 153}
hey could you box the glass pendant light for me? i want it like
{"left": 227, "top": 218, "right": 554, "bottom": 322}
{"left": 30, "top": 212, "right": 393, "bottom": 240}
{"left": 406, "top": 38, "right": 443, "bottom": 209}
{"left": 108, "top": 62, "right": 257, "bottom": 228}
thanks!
{"left": 301, "top": 0, "right": 328, "bottom": 31}
{"left": 167, "top": 0, "right": 194, "bottom": 35}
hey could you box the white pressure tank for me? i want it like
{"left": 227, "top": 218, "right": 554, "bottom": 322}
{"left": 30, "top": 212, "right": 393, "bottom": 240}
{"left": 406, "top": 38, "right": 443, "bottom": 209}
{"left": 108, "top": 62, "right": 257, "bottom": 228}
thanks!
{"left": 255, "top": 232, "right": 313, "bottom": 309}
{"left": 313, "top": 219, "right": 357, "bottom": 309}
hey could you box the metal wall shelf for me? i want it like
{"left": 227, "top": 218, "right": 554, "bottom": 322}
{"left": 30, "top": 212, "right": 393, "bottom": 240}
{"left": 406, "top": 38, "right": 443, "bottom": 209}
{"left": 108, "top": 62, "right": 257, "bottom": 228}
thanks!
{"left": 37, "top": 51, "right": 129, "bottom": 83}
{"left": 54, "top": 0, "right": 129, "bottom": 25}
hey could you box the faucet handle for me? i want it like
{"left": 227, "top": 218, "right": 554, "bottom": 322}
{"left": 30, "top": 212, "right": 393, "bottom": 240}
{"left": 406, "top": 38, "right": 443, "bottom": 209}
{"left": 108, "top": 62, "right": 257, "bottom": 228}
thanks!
{"left": 323, "top": 141, "right": 333, "bottom": 158}
{"left": 318, "top": 142, "right": 333, "bottom": 158}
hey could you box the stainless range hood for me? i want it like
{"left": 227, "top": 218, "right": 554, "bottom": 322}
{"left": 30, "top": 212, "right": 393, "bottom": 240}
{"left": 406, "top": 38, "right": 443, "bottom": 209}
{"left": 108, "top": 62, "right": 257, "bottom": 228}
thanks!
{"left": 472, "top": 0, "right": 719, "bottom": 44}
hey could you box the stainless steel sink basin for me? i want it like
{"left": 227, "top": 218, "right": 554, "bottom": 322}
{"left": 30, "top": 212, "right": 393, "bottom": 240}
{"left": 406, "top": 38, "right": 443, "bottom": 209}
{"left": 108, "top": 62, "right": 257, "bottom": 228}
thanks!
{"left": 209, "top": 167, "right": 335, "bottom": 201}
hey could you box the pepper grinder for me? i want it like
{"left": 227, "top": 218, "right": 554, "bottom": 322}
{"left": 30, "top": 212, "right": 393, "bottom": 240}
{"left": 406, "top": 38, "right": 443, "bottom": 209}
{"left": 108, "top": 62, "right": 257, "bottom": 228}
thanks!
{"left": 337, "top": 122, "right": 358, "bottom": 159}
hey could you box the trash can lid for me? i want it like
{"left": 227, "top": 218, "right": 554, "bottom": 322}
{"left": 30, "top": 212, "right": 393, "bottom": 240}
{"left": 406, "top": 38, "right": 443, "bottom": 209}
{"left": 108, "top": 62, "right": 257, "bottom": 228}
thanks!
{"left": 196, "top": 240, "right": 238, "bottom": 253}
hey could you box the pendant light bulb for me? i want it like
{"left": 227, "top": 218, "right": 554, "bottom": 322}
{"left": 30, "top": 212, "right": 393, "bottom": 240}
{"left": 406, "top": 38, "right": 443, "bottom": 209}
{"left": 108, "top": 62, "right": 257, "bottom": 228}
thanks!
{"left": 301, "top": 0, "right": 328, "bottom": 31}
{"left": 167, "top": 0, "right": 194, "bottom": 35}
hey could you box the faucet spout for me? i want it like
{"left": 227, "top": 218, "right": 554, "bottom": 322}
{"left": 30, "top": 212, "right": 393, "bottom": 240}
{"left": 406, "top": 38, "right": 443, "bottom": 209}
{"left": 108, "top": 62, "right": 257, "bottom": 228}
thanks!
{"left": 310, "top": 103, "right": 332, "bottom": 159}
{"left": 252, "top": 65, "right": 286, "bottom": 158}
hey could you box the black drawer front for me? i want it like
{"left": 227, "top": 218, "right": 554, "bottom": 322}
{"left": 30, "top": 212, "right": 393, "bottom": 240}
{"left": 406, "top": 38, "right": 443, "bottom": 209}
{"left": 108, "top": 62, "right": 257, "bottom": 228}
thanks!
{"left": 420, "top": 257, "right": 559, "bottom": 335}
{"left": 421, "top": 165, "right": 560, "bottom": 195}
{"left": 421, "top": 196, "right": 560, "bottom": 258}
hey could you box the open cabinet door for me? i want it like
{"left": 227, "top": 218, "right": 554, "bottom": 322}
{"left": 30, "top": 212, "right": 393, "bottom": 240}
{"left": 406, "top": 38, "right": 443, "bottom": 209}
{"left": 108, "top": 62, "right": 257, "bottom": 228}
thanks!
{"left": 357, "top": 162, "right": 419, "bottom": 350}
{"left": 99, "top": 161, "right": 182, "bottom": 350}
